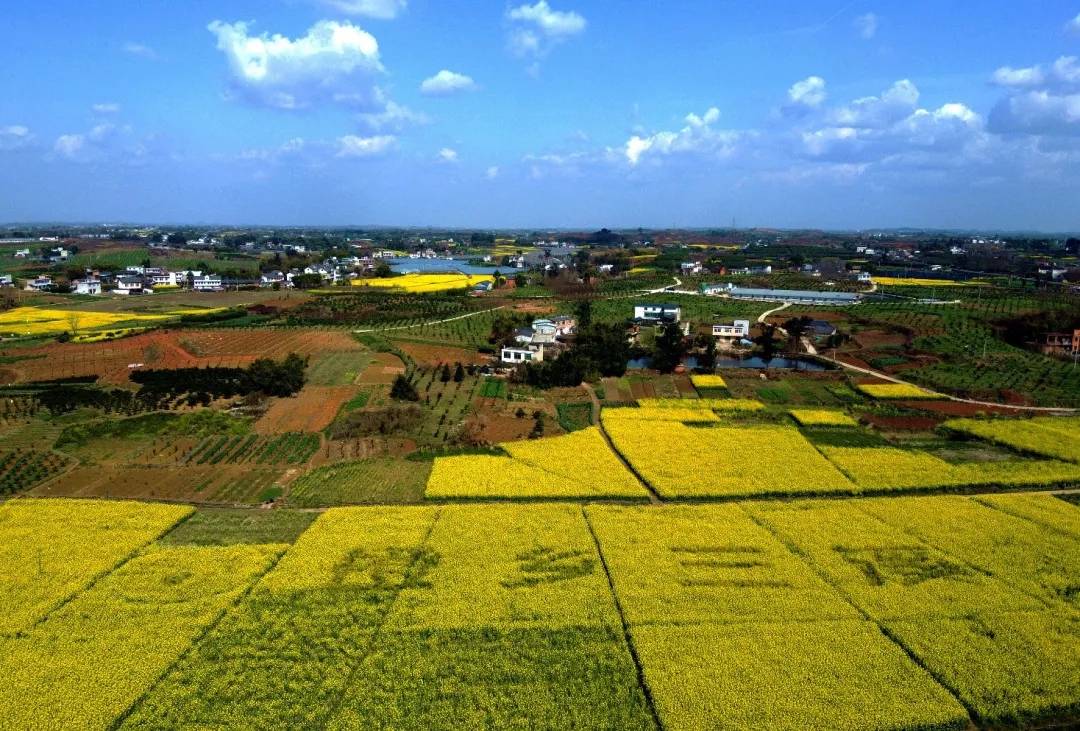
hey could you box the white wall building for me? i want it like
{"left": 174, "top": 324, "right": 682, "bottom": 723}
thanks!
{"left": 633, "top": 303, "right": 681, "bottom": 322}
{"left": 713, "top": 320, "right": 751, "bottom": 338}
{"left": 500, "top": 345, "right": 545, "bottom": 364}
{"left": 74, "top": 279, "right": 102, "bottom": 295}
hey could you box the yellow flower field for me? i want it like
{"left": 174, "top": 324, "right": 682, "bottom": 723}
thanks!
{"left": 855, "top": 382, "right": 947, "bottom": 400}
{"left": 0, "top": 306, "right": 169, "bottom": 336}
{"left": 789, "top": 409, "right": 859, "bottom": 427}
{"left": 0, "top": 543, "right": 282, "bottom": 729}
{"left": 690, "top": 374, "right": 727, "bottom": 389}
{"left": 819, "top": 446, "right": 1080, "bottom": 491}
{"left": 603, "top": 421, "right": 856, "bottom": 498}
{"left": 0, "top": 499, "right": 192, "bottom": 636}
{"left": 974, "top": 493, "right": 1080, "bottom": 537}
{"left": 943, "top": 417, "right": 1080, "bottom": 463}
{"left": 603, "top": 406, "right": 720, "bottom": 423}
{"left": 386, "top": 504, "right": 621, "bottom": 631}
{"left": 635, "top": 397, "right": 762, "bottom": 411}
{"left": 351, "top": 273, "right": 495, "bottom": 293}
{"left": 425, "top": 427, "right": 648, "bottom": 499}
{"left": 872, "top": 276, "right": 984, "bottom": 287}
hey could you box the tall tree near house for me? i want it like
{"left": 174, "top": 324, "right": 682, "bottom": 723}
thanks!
{"left": 694, "top": 333, "right": 717, "bottom": 372}
{"left": 653, "top": 323, "right": 687, "bottom": 374}
{"left": 575, "top": 299, "right": 593, "bottom": 328}
{"left": 453, "top": 363, "right": 465, "bottom": 382}
{"left": 754, "top": 324, "right": 780, "bottom": 362}
{"left": 782, "top": 316, "right": 814, "bottom": 352}
{"left": 440, "top": 363, "right": 452, "bottom": 383}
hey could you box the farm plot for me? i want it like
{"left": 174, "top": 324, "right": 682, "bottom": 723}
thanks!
{"left": 176, "top": 328, "right": 361, "bottom": 360}
{"left": 390, "top": 340, "right": 490, "bottom": 366}
{"left": 942, "top": 417, "right": 1080, "bottom": 463}
{"left": 0, "top": 449, "right": 71, "bottom": 495}
{"left": 855, "top": 382, "right": 947, "bottom": 400}
{"left": 425, "top": 427, "right": 648, "bottom": 499}
{"left": 31, "top": 464, "right": 285, "bottom": 504}
{"left": 0, "top": 544, "right": 281, "bottom": 729}
{"left": 355, "top": 352, "right": 406, "bottom": 384}
{"left": 305, "top": 350, "right": 371, "bottom": 386}
{"left": 255, "top": 385, "right": 359, "bottom": 433}
{"left": 789, "top": 409, "right": 858, "bottom": 427}
{"left": 819, "top": 446, "right": 1080, "bottom": 492}
{"left": 179, "top": 432, "right": 319, "bottom": 466}
{"left": 586, "top": 505, "right": 967, "bottom": 731}
{"left": 974, "top": 493, "right": 1080, "bottom": 537}
{"left": 0, "top": 499, "right": 191, "bottom": 636}
{"left": 288, "top": 457, "right": 432, "bottom": 506}
{"left": 121, "top": 507, "right": 440, "bottom": 729}
{"left": 603, "top": 420, "right": 856, "bottom": 498}
{"left": 328, "top": 504, "right": 654, "bottom": 730}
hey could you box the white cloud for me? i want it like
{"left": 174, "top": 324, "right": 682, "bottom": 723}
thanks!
{"left": 788, "top": 76, "right": 827, "bottom": 107}
{"left": 207, "top": 20, "right": 384, "bottom": 110}
{"left": 989, "top": 56, "right": 1080, "bottom": 136}
{"left": 854, "top": 13, "right": 878, "bottom": 40}
{"left": 51, "top": 124, "right": 122, "bottom": 162}
{"left": 831, "top": 79, "right": 919, "bottom": 128}
{"left": 437, "top": 147, "right": 459, "bottom": 163}
{"left": 1066, "top": 12, "right": 1080, "bottom": 35}
{"left": 992, "top": 65, "right": 1046, "bottom": 88}
{"left": 486, "top": 165, "right": 499, "bottom": 179}
{"left": 54, "top": 134, "right": 86, "bottom": 159}
{"left": 319, "top": 0, "right": 406, "bottom": 19}
{"left": 0, "top": 125, "right": 33, "bottom": 151}
{"left": 420, "top": 69, "right": 478, "bottom": 96}
{"left": 506, "top": 1, "right": 586, "bottom": 58}
{"left": 92, "top": 103, "right": 121, "bottom": 114}
{"left": 357, "top": 99, "right": 428, "bottom": 131}
{"left": 336, "top": 134, "right": 396, "bottom": 157}
{"left": 624, "top": 106, "right": 741, "bottom": 166}
{"left": 123, "top": 42, "right": 158, "bottom": 60}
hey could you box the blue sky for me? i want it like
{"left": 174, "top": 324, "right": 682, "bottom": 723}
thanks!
{"left": 2, "top": 1, "right": 1080, "bottom": 230}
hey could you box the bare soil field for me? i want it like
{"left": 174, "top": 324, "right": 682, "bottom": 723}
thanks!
{"left": 356, "top": 352, "right": 406, "bottom": 384}
{"left": 254, "top": 385, "right": 358, "bottom": 433}
{"left": 390, "top": 340, "right": 488, "bottom": 366}
{"left": 311, "top": 436, "right": 417, "bottom": 465}
{"left": 464, "top": 399, "right": 562, "bottom": 443}
{"left": 178, "top": 328, "right": 360, "bottom": 359}
{"left": 30, "top": 463, "right": 284, "bottom": 503}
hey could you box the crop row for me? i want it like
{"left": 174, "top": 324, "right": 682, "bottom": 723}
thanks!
{"left": 0, "top": 449, "right": 71, "bottom": 495}
{"left": 182, "top": 433, "right": 319, "bottom": 465}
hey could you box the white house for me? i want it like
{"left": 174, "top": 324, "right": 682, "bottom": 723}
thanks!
{"left": 151, "top": 272, "right": 179, "bottom": 287}
{"left": 14, "top": 249, "right": 30, "bottom": 258}
{"left": 192, "top": 274, "right": 223, "bottom": 291}
{"left": 260, "top": 271, "right": 287, "bottom": 287}
{"left": 713, "top": 320, "right": 751, "bottom": 339}
{"left": 633, "top": 303, "right": 681, "bottom": 323}
{"left": 24, "top": 275, "right": 52, "bottom": 291}
{"left": 550, "top": 314, "right": 576, "bottom": 336}
{"left": 74, "top": 279, "right": 102, "bottom": 296}
{"left": 680, "top": 261, "right": 703, "bottom": 275}
{"left": 0, "top": 274, "right": 13, "bottom": 288}
{"left": 115, "top": 276, "right": 147, "bottom": 295}
{"left": 500, "top": 344, "right": 545, "bottom": 364}
{"left": 854, "top": 271, "right": 873, "bottom": 283}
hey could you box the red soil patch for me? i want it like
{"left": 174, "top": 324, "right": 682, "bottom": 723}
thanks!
{"left": 854, "top": 330, "right": 908, "bottom": 349}
{"left": 391, "top": 340, "right": 488, "bottom": 366}
{"left": 896, "top": 400, "right": 1024, "bottom": 417}
{"left": 357, "top": 353, "right": 406, "bottom": 384}
{"left": 254, "top": 385, "right": 358, "bottom": 434}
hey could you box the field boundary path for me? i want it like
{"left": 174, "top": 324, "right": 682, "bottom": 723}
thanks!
{"left": 584, "top": 383, "right": 662, "bottom": 505}
{"left": 757, "top": 302, "right": 791, "bottom": 324}
{"left": 354, "top": 306, "right": 507, "bottom": 334}
{"left": 817, "top": 353, "right": 1080, "bottom": 414}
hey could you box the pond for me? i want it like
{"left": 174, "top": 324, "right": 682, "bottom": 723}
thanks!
{"left": 627, "top": 355, "right": 831, "bottom": 371}
{"left": 386, "top": 258, "right": 500, "bottom": 275}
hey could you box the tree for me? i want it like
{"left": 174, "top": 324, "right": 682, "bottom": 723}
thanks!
{"left": 782, "top": 316, "right": 814, "bottom": 352}
{"left": 694, "top": 333, "right": 716, "bottom": 372}
{"left": 513, "top": 273, "right": 527, "bottom": 288}
{"left": 652, "top": 323, "right": 686, "bottom": 374}
{"left": 453, "top": 362, "right": 465, "bottom": 382}
{"left": 575, "top": 299, "right": 593, "bottom": 328}
{"left": 440, "top": 363, "right": 452, "bottom": 383}
{"left": 753, "top": 324, "right": 780, "bottom": 362}
{"left": 390, "top": 374, "right": 420, "bottom": 402}
{"left": 292, "top": 273, "right": 323, "bottom": 289}
{"left": 374, "top": 261, "right": 393, "bottom": 278}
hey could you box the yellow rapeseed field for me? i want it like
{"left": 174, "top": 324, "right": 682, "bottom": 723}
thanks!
{"left": 0, "top": 306, "right": 169, "bottom": 336}
{"left": 819, "top": 446, "right": 1080, "bottom": 491}
{"left": 872, "top": 276, "right": 983, "bottom": 287}
{"left": 635, "top": 398, "right": 763, "bottom": 411}
{"left": 943, "top": 417, "right": 1080, "bottom": 463}
{"left": 603, "top": 406, "right": 720, "bottom": 423}
{"left": 632, "top": 620, "right": 968, "bottom": 731}
{"left": 386, "top": 504, "right": 620, "bottom": 631}
{"left": 351, "top": 273, "right": 495, "bottom": 293}
{"left": 744, "top": 500, "right": 1039, "bottom": 621}
{"left": 975, "top": 493, "right": 1080, "bottom": 538}
{"left": 690, "top": 374, "right": 727, "bottom": 389}
{"left": 0, "top": 499, "right": 192, "bottom": 636}
{"left": 0, "top": 544, "right": 282, "bottom": 729}
{"left": 586, "top": 504, "right": 860, "bottom": 626}
{"left": 855, "top": 382, "right": 947, "bottom": 400}
{"left": 789, "top": 409, "right": 859, "bottom": 427}
{"left": 603, "top": 421, "right": 856, "bottom": 498}
{"left": 425, "top": 427, "right": 648, "bottom": 499}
